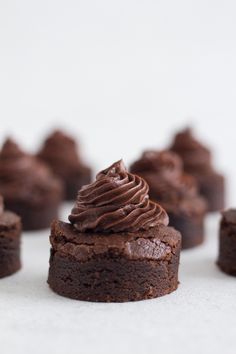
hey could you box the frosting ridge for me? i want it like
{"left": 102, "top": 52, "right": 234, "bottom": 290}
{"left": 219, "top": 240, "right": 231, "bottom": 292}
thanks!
{"left": 69, "top": 160, "right": 168, "bottom": 232}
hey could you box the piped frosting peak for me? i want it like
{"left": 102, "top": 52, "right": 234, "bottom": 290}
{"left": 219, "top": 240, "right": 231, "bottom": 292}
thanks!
{"left": 69, "top": 160, "right": 168, "bottom": 232}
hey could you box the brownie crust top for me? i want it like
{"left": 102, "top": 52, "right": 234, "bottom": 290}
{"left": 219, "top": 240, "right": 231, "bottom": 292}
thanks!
{"left": 50, "top": 220, "right": 181, "bottom": 262}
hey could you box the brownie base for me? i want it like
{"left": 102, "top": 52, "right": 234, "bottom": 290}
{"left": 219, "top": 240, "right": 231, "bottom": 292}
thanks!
{"left": 48, "top": 251, "right": 179, "bottom": 302}
{"left": 196, "top": 173, "right": 225, "bottom": 212}
{"left": 4, "top": 200, "right": 60, "bottom": 231}
{"left": 48, "top": 221, "right": 181, "bottom": 302}
{"left": 217, "top": 217, "right": 236, "bottom": 276}
{"left": 0, "top": 249, "right": 21, "bottom": 278}
{"left": 0, "top": 211, "right": 21, "bottom": 278}
{"left": 168, "top": 212, "right": 205, "bottom": 249}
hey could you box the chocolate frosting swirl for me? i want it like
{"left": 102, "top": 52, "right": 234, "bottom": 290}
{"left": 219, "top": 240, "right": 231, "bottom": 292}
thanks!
{"left": 170, "top": 128, "right": 212, "bottom": 172}
{"left": 69, "top": 160, "right": 168, "bottom": 232}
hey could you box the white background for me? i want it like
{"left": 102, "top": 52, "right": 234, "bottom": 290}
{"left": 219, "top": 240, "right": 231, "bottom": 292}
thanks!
{"left": 0, "top": 0, "right": 235, "bottom": 202}
{"left": 0, "top": 1, "right": 236, "bottom": 353}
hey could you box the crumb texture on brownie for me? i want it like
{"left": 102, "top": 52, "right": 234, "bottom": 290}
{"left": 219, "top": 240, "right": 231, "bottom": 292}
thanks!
{"left": 50, "top": 220, "right": 180, "bottom": 262}
{"left": 48, "top": 160, "right": 181, "bottom": 302}
{"left": 48, "top": 251, "right": 180, "bottom": 302}
{"left": 48, "top": 222, "right": 181, "bottom": 302}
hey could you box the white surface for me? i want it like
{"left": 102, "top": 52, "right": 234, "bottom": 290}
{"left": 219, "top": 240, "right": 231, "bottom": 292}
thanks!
{"left": 1, "top": 206, "right": 236, "bottom": 354}
{"left": 1, "top": 2, "right": 236, "bottom": 353}
{"left": 0, "top": 0, "right": 236, "bottom": 203}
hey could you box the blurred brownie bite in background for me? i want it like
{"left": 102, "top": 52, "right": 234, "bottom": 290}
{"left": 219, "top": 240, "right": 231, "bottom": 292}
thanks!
{"left": 0, "top": 195, "right": 21, "bottom": 278}
{"left": 37, "top": 130, "right": 92, "bottom": 200}
{"left": 130, "top": 150, "right": 207, "bottom": 249}
{"left": 218, "top": 209, "right": 236, "bottom": 276}
{"left": 170, "top": 128, "right": 225, "bottom": 212}
{"left": 0, "top": 138, "right": 63, "bottom": 231}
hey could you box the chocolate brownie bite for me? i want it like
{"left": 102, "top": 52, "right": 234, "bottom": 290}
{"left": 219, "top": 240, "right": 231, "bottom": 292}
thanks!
{"left": 0, "top": 195, "right": 21, "bottom": 278}
{"left": 37, "top": 130, "right": 92, "bottom": 200}
{"left": 0, "top": 138, "right": 63, "bottom": 231}
{"left": 48, "top": 160, "right": 181, "bottom": 302}
{"left": 218, "top": 209, "right": 236, "bottom": 275}
{"left": 130, "top": 150, "right": 207, "bottom": 249}
{"left": 170, "top": 128, "right": 225, "bottom": 212}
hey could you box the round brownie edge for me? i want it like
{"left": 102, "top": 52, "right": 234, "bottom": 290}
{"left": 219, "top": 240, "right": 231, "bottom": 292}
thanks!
{"left": 48, "top": 220, "right": 181, "bottom": 302}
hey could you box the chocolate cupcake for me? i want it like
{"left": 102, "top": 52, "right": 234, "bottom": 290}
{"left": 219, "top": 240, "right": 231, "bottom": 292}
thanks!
{"left": 170, "top": 128, "right": 225, "bottom": 212}
{"left": 48, "top": 160, "right": 181, "bottom": 302}
{"left": 0, "top": 138, "right": 63, "bottom": 231}
{"left": 37, "top": 130, "right": 92, "bottom": 200}
{"left": 130, "top": 150, "right": 207, "bottom": 249}
{"left": 0, "top": 195, "right": 21, "bottom": 278}
{"left": 218, "top": 209, "right": 236, "bottom": 276}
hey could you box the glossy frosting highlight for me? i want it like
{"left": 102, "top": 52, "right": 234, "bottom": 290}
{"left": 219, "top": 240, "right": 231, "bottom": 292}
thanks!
{"left": 69, "top": 160, "right": 168, "bottom": 232}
